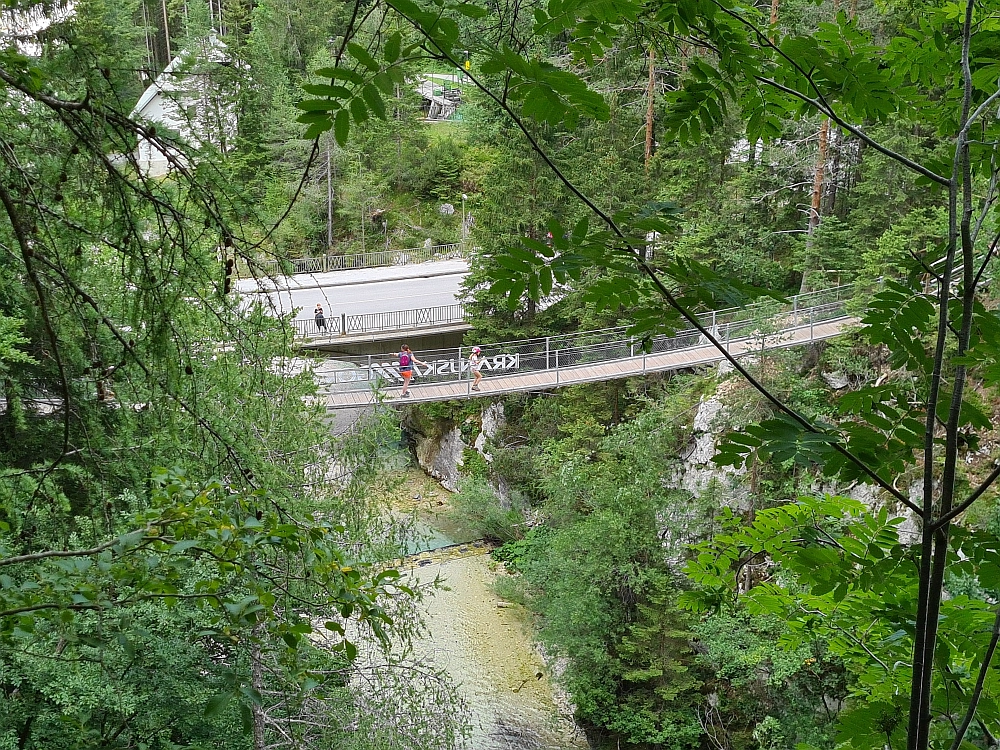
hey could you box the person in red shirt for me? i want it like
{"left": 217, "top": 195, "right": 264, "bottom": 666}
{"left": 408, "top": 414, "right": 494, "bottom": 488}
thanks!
{"left": 398, "top": 345, "right": 426, "bottom": 398}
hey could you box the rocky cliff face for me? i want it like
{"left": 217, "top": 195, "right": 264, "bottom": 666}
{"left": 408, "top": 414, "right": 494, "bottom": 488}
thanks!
{"left": 413, "top": 425, "right": 465, "bottom": 492}
{"left": 675, "top": 393, "right": 750, "bottom": 510}
{"left": 405, "top": 403, "right": 507, "bottom": 495}
{"left": 653, "top": 386, "right": 752, "bottom": 562}
{"left": 402, "top": 408, "right": 466, "bottom": 492}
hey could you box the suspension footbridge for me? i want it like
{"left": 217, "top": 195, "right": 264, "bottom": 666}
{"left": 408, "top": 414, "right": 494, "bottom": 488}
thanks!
{"left": 318, "top": 285, "right": 858, "bottom": 409}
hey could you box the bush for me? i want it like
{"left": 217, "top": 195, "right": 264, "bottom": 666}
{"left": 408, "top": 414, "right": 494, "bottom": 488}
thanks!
{"left": 492, "top": 525, "right": 554, "bottom": 573}
{"left": 490, "top": 573, "right": 530, "bottom": 607}
{"left": 448, "top": 477, "right": 525, "bottom": 542}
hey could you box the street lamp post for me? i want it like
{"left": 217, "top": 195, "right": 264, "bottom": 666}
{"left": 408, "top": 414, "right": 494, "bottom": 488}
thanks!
{"left": 358, "top": 154, "right": 365, "bottom": 253}
{"left": 326, "top": 146, "right": 333, "bottom": 250}
{"left": 461, "top": 193, "right": 468, "bottom": 246}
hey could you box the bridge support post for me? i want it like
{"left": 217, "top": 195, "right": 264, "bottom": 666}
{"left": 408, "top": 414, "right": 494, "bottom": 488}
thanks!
{"left": 458, "top": 346, "right": 463, "bottom": 380}
{"left": 341, "top": 313, "right": 347, "bottom": 335}
{"left": 545, "top": 337, "right": 550, "bottom": 369}
{"left": 793, "top": 296, "right": 798, "bottom": 326}
{"left": 555, "top": 349, "right": 559, "bottom": 384}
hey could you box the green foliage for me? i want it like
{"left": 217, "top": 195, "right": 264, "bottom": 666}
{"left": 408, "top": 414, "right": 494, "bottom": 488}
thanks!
{"left": 480, "top": 388, "right": 718, "bottom": 747}
{"left": 492, "top": 525, "right": 554, "bottom": 572}
{"left": 0, "top": 314, "right": 32, "bottom": 372}
{"left": 693, "top": 609, "right": 844, "bottom": 749}
{"left": 524, "top": 514, "right": 704, "bottom": 747}
{"left": 0, "top": 7, "right": 472, "bottom": 747}
{"left": 0, "top": 469, "right": 406, "bottom": 744}
{"left": 448, "top": 477, "right": 525, "bottom": 542}
{"left": 684, "top": 496, "right": 1000, "bottom": 748}
{"left": 490, "top": 572, "right": 530, "bottom": 606}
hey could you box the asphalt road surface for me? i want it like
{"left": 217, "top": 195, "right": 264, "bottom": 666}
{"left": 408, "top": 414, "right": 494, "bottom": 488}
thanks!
{"left": 236, "top": 260, "right": 469, "bottom": 320}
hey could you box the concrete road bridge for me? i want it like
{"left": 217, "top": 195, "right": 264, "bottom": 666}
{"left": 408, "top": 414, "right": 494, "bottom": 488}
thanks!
{"left": 318, "top": 284, "right": 858, "bottom": 409}
{"left": 237, "top": 250, "right": 472, "bottom": 352}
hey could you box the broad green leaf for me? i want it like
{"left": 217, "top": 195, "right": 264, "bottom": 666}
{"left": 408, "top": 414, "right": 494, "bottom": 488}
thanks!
{"left": 349, "top": 97, "right": 368, "bottom": 123}
{"left": 454, "top": 2, "right": 488, "bottom": 18}
{"left": 334, "top": 109, "right": 350, "bottom": 146}
{"left": 347, "top": 42, "right": 380, "bottom": 72}
{"left": 314, "top": 67, "right": 365, "bottom": 85}
{"left": 295, "top": 99, "right": 338, "bottom": 112}
{"left": 205, "top": 691, "right": 233, "bottom": 718}
{"left": 373, "top": 71, "right": 395, "bottom": 96}
{"left": 301, "top": 83, "right": 352, "bottom": 98}
{"left": 362, "top": 85, "right": 387, "bottom": 119}
{"left": 384, "top": 32, "right": 402, "bottom": 63}
{"left": 303, "top": 119, "right": 333, "bottom": 139}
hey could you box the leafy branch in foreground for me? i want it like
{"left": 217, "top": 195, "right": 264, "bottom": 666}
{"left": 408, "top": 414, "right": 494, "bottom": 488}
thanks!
{"left": 1, "top": 467, "right": 401, "bottom": 663}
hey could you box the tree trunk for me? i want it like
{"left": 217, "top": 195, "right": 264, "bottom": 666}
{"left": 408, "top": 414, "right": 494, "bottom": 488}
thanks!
{"left": 327, "top": 146, "right": 333, "bottom": 250}
{"left": 826, "top": 129, "right": 841, "bottom": 216}
{"left": 1, "top": 377, "right": 18, "bottom": 448}
{"left": 161, "top": 0, "right": 171, "bottom": 63}
{"left": 645, "top": 46, "right": 655, "bottom": 172}
{"left": 251, "top": 630, "right": 266, "bottom": 750}
{"left": 800, "top": 117, "right": 829, "bottom": 294}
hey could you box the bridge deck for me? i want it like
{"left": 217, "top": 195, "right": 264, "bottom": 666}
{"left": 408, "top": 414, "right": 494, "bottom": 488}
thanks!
{"left": 326, "top": 317, "right": 855, "bottom": 409}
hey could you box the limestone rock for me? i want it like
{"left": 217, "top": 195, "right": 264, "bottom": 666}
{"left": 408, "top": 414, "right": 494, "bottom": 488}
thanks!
{"left": 474, "top": 402, "right": 505, "bottom": 461}
{"left": 413, "top": 425, "right": 465, "bottom": 492}
{"left": 471, "top": 402, "right": 516, "bottom": 506}
{"left": 481, "top": 402, "right": 505, "bottom": 440}
{"left": 823, "top": 370, "right": 850, "bottom": 390}
{"left": 675, "top": 393, "right": 749, "bottom": 510}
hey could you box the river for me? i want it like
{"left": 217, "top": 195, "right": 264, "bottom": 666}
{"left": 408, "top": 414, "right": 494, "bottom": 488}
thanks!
{"left": 393, "top": 471, "right": 590, "bottom": 750}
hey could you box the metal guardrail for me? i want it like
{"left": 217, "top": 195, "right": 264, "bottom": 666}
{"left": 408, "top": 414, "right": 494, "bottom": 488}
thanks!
{"left": 292, "top": 303, "right": 467, "bottom": 338}
{"left": 315, "top": 284, "right": 857, "bottom": 391}
{"left": 253, "top": 243, "right": 467, "bottom": 277}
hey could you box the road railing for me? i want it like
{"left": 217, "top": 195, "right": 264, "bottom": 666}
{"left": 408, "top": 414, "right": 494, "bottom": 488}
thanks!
{"left": 251, "top": 243, "right": 468, "bottom": 277}
{"left": 315, "top": 284, "right": 857, "bottom": 391}
{"left": 292, "top": 303, "right": 467, "bottom": 338}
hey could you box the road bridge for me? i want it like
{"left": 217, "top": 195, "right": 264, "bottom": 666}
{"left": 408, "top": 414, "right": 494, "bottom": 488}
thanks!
{"left": 319, "top": 285, "right": 857, "bottom": 409}
{"left": 237, "top": 257, "right": 471, "bottom": 349}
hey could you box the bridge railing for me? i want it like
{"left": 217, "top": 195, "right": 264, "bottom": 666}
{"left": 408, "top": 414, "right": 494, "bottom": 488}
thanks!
{"left": 292, "top": 303, "right": 467, "bottom": 338}
{"left": 252, "top": 243, "right": 467, "bottom": 277}
{"left": 317, "top": 284, "right": 857, "bottom": 391}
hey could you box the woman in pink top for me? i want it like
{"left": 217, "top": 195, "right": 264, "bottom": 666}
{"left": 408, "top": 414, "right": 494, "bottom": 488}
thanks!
{"left": 398, "top": 345, "right": 426, "bottom": 398}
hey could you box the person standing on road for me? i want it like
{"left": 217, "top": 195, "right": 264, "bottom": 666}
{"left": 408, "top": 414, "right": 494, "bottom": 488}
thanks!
{"left": 314, "top": 304, "right": 326, "bottom": 331}
{"left": 469, "top": 346, "right": 483, "bottom": 391}
{"left": 398, "top": 345, "right": 426, "bottom": 399}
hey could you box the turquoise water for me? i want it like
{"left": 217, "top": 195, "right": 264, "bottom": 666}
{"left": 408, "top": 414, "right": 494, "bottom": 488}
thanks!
{"left": 400, "top": 515, "right": 456, "bottom": 555}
